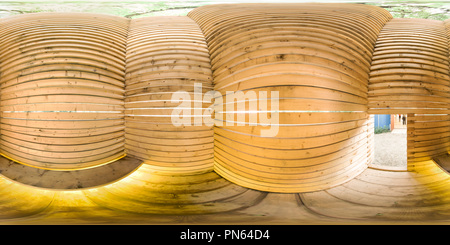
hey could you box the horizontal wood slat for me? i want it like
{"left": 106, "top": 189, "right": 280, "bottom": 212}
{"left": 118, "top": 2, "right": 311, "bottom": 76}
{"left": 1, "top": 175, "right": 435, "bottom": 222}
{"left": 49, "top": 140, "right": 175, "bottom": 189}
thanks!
{"left": 407, "top": 114, "right": 450, "bottom": 169}
{"left": 0, "top": 4, "right": 450, "bottom": 197}
{"left": 124, "top": 16, "right": 214, "bottom": 174}
{"left": 188, "top": 3, "right": 392, "bottom": 193}
{"left": 0, "top": 13, "right": 129, "bottom": 170}
{"left": 368, "top": 19, "right": 450, "bottom": 114}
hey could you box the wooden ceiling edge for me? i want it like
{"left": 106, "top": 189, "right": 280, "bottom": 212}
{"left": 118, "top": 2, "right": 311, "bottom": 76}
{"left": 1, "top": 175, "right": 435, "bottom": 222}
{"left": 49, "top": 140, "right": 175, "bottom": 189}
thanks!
{"left": 0, "top": 154, "right": 143, "bottom": 190}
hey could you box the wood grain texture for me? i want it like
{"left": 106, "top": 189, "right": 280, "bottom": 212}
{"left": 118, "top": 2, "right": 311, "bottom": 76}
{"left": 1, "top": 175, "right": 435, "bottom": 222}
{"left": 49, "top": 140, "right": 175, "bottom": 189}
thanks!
{"left": 3, "top": 159, "right": 450, "bottom": 224}
{"left": 0, "top": 157, "right": 267, "bottom": 223}
{"left": 368, "top": 19, "right": 450, "bottom": 114}
{"left": 0, "top": 4, "right": 450, "bottom": 224}
{"left": 301, "top": 161, "right": 450, "bottom": 222}
{"left": 407, "top": 114, "right": 450, "bottom": 170}
{"left": 83, "top": 165, "right": 265, "bottom": 215}
{"left": 0, "top": 155, "right": 142, "bottom": 189}
{"left": 124, "top": 16, "right": 214, "bottom": 173}
{"left": 188, "top": 3, "right": 392, "bottom": 193}
{"left": 0, "top": 13, "right": 129, "bottom": 170}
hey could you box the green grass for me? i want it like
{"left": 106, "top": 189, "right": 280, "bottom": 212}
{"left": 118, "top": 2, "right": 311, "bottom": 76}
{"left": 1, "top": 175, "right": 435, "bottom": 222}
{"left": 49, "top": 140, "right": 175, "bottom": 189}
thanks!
{"left": 375, "top": 126, "right": 391, "bottom": 134}
{"left": 0, "top": 1, "right": 449, "bottom": 20}
{"left": 384, "top": 4, "right": 450, "bottom": 20}
{"left": 0, "top": 0, "right": 210, "bottom": 18}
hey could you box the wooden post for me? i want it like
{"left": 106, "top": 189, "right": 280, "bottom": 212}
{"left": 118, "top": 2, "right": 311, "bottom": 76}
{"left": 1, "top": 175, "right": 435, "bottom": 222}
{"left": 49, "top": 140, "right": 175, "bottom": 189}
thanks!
{"left": 390, "top": 114, "right": 395, "bottom": 131}
{"left": 406, "top": 113, "right": 415, "bottom": 171}
{"left": 367, "top": 114, "right": 375, "bottom": 165}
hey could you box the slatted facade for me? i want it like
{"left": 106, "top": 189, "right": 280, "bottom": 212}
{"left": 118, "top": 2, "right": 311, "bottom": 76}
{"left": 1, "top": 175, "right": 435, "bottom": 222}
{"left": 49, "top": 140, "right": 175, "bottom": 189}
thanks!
{"left": 188, "top": 3, "right": 392, "bottom": 192}
{"left": 124, "top": 16, "right": 214, "bottom": 173}
{"left": 0, "top": 13, "right": 128, "bottom": 170}
{"left": 0, "top": 4, "right": 448, "bottom": 194}
{"left": 368, "top": 19, "right": 450, "bottom": 114}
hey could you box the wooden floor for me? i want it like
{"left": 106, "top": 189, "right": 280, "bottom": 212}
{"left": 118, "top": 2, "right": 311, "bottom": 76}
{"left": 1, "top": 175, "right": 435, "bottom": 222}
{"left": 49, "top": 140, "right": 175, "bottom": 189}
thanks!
{"left": 0, "top": 158, "right": 450, "bottom": 224}
{"left": 0, "top": 5, "right": 449, "bottom": 224}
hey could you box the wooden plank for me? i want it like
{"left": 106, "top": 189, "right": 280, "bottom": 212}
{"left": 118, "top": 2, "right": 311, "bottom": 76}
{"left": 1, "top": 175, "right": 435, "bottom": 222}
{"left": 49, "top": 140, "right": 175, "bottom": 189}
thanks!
{"left": 188, "top": 2, "right": 391, "bottom": 192}
{"left": 0, "top": 13, "right": 128, "bottom": 170}
{"left": 124, "top": 16, "right": 214, "bottom": 173}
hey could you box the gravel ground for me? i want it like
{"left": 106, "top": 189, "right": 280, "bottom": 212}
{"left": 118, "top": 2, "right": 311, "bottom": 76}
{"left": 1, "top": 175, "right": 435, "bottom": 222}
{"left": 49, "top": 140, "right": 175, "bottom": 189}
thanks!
{"left": 372, "top": 130, "right": 407, "bottom": 168}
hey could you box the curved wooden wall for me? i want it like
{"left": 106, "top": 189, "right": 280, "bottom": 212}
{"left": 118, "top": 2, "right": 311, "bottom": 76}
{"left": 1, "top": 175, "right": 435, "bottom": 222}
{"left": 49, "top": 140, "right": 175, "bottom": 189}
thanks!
{"left": 368, "top": 18, "right": 450, "bottom": 114}
{"left": 0, "top": 3, "right": 450, "bottom": 224}
{"left": 124, "top": 16, "right": 214, "bottom": 173}
{"left": 83, "top": 164, "right": 265, "bottom": 215}
{"left": 407, "top": 114, "right": 450, "bottom": 170}
{"left": 369, "top": 18, "right": 450, "bottom": 172}
{"left": 188, "top": 3, "right": 392, "bottom": 193}
{"left": 0, "top": 13, "right": 128, "bottom": 170}
{"left": 300, "top": 160, "right": 450, "bottom": 222}
{"left": 0, "top": 4, "right": 450, "bottom": 197}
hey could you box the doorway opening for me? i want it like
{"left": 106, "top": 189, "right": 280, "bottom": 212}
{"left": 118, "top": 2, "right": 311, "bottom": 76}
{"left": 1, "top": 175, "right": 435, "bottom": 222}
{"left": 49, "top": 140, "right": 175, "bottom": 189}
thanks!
{"left": 371, "top": 114, "right": 407, "bottom": 170}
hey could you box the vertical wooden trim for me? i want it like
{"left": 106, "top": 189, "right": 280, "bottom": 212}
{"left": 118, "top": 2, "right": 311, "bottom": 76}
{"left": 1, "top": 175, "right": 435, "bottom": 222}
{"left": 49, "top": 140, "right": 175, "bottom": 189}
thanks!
{"left": 367, "top": 114, "right": 375, "bottom": 166}
{"left": 407, "top": 113, "right": 415, "bottom": 171}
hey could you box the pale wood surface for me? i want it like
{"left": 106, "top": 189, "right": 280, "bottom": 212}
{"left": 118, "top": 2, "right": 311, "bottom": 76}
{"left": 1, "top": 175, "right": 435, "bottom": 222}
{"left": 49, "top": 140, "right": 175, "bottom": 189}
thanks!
{"left": 0, "top": 155, "right": 142, "bottom": 189}
{"left": 1, "top": 159, "right": 450, "bottom": 224}
{"left": 0, "top": 4, "right": 449, "bottom": 224}
{"left": 188, "top": 3, "right": 392, "bottom": 192}
{"left": 0, "top": 13, "right": 129, "bottom": 170}
{"left": 124, "top": 16, "right": 214, "bottom": 173}
{"left": 407, "top": 114, "right": 450, "bottom": 170}
{"left": 368, "top": 18, "right": 450, "bottom": 114}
